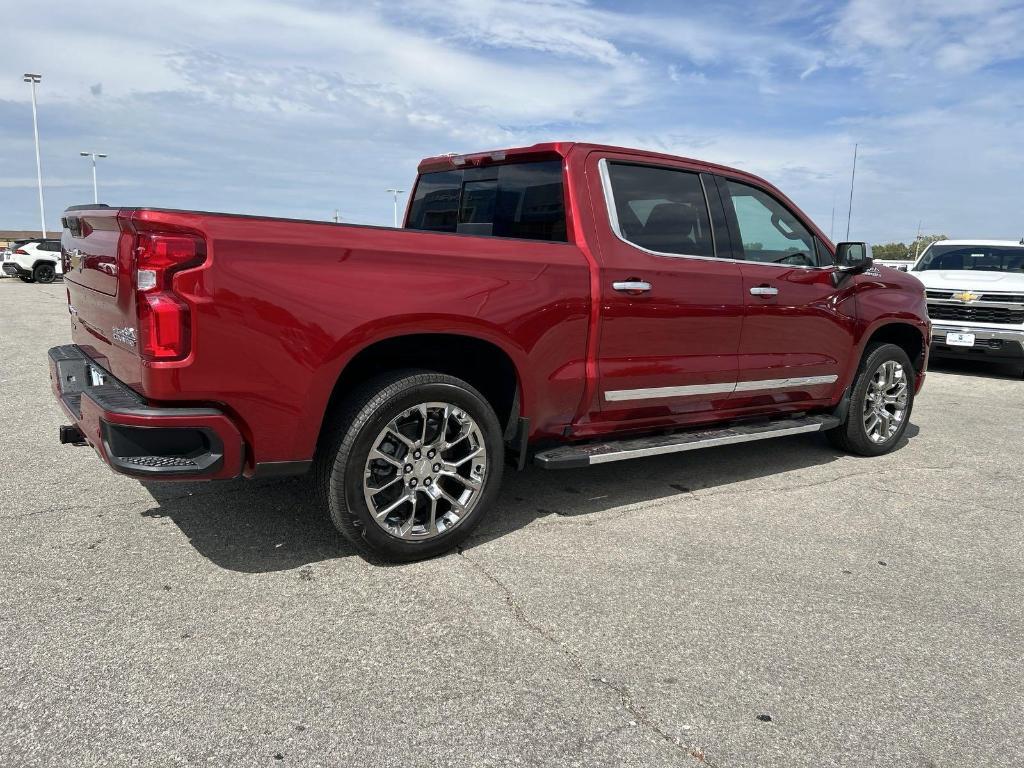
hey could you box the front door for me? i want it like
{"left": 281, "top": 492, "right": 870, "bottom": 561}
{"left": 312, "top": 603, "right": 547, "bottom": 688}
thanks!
{"left": 714, "top": 176, "right": 856, "bottom": 410}
{"left": 583, "top": 155, "right": 745, "bottom": 433}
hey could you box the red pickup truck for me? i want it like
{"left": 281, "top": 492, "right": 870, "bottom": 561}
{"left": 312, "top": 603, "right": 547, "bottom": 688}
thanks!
{"left": 50, "top": 142, "right": 929, "bottom": 560}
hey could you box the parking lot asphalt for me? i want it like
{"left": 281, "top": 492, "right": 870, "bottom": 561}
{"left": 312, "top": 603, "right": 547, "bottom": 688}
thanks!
{"left": 1, "top": 277, "right": 1022, "bottom": 768}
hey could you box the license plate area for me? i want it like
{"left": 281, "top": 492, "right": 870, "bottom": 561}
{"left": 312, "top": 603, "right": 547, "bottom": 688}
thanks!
{"left": 945, "top": 332, "right": 975, "bottom": 347}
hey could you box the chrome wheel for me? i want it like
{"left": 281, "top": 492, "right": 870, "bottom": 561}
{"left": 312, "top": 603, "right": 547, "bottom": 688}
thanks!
{"left": 863, "top": 360, "right": 909, "bottom": 444}
{"left": 362, "top": 402, "right": 488, "bottom": 540}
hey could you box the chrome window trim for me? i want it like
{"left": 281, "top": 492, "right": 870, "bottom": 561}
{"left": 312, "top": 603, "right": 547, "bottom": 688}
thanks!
{"left": 597, "top": 157, "right": 833, "bottom": 272}
{"left": 598, "top": 157, "right": 729, "bottom": 265}
{"left": 604, "top": 374, "right": 838, "bottom": 402}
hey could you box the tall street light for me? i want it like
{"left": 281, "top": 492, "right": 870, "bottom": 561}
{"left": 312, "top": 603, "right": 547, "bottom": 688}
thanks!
{"left": 23, "top": 73, "right": 46, "bottom": 237}
{"left": 386, "top": 188, "right": 405, "bottom": 228}
{"left": 80, "top": 151, "right": 108, "bottom": 203}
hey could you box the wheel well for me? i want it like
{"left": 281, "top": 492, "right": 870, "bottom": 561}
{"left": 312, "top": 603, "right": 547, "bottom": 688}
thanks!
{"left": 323, "top": 333, "right": 521, "bottom": 440}
{"left": 32, "top": 259, "right": 57, "bottom": 272}
{"left": 865, "top": 323, "right": 926, "bottom": 372}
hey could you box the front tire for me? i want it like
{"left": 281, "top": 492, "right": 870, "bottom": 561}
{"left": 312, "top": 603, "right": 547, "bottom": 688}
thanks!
{"left": 314, "top": 370, "right": 504, "bottom": 562}
{"left": 827, "top": 343, "right": 915, "bottom": 456}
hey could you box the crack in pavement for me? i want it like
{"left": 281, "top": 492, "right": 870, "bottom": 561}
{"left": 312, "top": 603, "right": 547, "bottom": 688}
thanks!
{"left": 864, "top": 483, "right": 1024, "bottom": 519}
{"left": 456, "top": 545, "right": 710, "bottom": 765}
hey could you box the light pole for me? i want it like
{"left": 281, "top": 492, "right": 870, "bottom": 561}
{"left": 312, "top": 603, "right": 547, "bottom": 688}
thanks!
{"left": 386, "top": 188, "right": 405, "bottom": 228}
{"left": 80, "top": 151, "right": 108, "bottom": 203}
{"left": 23, "top": 73, "right": 46, "bottom": 237}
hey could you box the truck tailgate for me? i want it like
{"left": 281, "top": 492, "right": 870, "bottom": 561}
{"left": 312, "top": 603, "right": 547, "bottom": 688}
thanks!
{"left": 61, "top": 207, "right": 142, "bottom": 389}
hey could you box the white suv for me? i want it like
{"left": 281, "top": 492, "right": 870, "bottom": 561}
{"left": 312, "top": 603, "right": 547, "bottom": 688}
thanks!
{"left": 913, "top": 239, "right": 1024, "bottom": 371}
{"left": 1, "top": 239, "right": 64, "bottom": 284}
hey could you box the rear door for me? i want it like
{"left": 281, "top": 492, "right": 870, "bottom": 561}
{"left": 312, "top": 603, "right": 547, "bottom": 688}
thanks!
{"left": 586, "top": 153, "right": 744, "bottom": 429}
{"left": 714, "top": 175, "right": 854, "bottom": 409}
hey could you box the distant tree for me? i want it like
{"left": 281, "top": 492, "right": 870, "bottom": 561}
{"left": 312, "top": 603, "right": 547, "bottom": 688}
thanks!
{"left": 872, "top": 242, "right": 909, "bottom": 260}
{"left": 908, "top": 233, "right": 948, "bottom": 259}
{"left": 872, "top": 234, "right": 948, "bottom": 262}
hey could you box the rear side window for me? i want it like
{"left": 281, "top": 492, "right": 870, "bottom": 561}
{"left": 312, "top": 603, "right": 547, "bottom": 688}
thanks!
{"left": 407, "top": 160, "right": 567, "bottom": 242}
{"left": 40, "top": 240, "right": 62, "bottom": 252}
{"left": 604, "top": 162, "right": 714, "bottom": 257}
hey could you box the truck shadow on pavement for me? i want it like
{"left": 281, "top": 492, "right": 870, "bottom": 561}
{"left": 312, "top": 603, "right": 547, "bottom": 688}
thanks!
{"left": 139, "top": 428, "right": 917, "bottom": 572}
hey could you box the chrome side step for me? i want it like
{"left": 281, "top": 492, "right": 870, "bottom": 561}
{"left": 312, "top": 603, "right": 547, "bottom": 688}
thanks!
{"left": 534, "top": 415, "right": 841, "bottom": 469}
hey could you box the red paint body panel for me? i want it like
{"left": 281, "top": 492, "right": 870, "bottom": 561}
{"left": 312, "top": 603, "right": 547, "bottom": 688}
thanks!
{"left": 56, "top": 142, "right": 929, "bottom": 480}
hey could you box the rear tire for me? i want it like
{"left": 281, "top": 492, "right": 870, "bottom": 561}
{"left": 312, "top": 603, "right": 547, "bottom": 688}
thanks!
{"left": 19, "top": 275, "right": 34, "bottom": 283}
{"left": 33, "top": 263, "right": 56, "bottom": 284}
{"left": 313, "top": 370, "right": 504, "bottom": 562}
{"left": 827, "top": 343, "right": 915, "bottom": 456}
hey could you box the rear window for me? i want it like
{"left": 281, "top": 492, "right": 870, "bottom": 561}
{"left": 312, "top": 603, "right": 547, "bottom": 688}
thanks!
{"left": 407, "top": 160, "right": 567, "bottom": 242}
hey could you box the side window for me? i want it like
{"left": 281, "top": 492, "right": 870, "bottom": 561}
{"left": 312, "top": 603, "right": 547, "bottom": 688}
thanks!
{"left": 605, "top": 162, "right": 714, "bottom": 257}
{"left": 406, "top": 160, "right": 567, "bottom": 242}
{"left": 724, "top": 180, "right": 819, "bottom": 267}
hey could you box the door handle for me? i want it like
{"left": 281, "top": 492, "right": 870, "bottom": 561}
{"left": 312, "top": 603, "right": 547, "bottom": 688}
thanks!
{"left": 749, "top": 285, "right": 779, "bottom": 296}
{"left": 613, "top": 280, "right": 652, "bottom": 293}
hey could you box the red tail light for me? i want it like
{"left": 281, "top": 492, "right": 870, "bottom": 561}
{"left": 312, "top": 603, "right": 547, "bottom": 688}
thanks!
{"left": 134, "top": 232, "right": 205, "bottom": 361}
{"left": 14, "top": 248, "right": 27, "bottom": 254}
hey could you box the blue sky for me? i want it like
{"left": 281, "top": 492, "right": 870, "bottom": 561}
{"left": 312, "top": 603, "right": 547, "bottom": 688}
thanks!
{"left": 1, "top": 0, "right": 1022, "bottom": 243}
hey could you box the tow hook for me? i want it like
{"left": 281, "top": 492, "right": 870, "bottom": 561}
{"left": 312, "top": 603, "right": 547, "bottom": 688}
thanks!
{"left": 59, "top": 425, "right": 87, "bottom": 445}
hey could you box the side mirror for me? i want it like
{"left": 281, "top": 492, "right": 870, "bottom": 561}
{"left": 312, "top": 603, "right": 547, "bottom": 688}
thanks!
{"left": 835, "top": 242, "right": 873, "bottom": 273}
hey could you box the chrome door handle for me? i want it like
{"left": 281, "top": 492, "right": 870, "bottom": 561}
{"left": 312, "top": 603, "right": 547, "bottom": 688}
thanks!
{"left": 749, "top": 286, "right": 779, "bottom": 296}
{"left": 613, "top": 280, "right": 652, "bottom": 292}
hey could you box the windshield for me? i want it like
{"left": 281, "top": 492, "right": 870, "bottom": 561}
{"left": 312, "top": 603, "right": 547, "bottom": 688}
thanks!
{"left": 915, "top": 244, "right": 1024, "bottom": 273}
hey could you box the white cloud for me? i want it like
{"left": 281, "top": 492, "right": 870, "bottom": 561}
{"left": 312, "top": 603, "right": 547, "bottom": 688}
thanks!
{"left": 833, "top": 0, "right": 1024, "bottom": 74}
{"left": 0, "top": 0, "right": 1021, "bottom": 241}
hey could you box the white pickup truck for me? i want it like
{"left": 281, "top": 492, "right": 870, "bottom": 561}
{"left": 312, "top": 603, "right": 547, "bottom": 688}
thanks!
{"left": 912, "top": 239, "right": 1024, "bottom": 373}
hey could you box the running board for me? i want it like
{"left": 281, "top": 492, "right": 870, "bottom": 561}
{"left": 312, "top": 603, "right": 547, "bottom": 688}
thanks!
{"left": 534, "top": 415, "right": 841, "bottom": 469}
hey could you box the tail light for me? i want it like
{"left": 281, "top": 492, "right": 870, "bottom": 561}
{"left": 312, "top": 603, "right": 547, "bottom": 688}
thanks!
{"left": 14, "top": 248, "right": 27, "bottom": 254}
{"left": 134, "top": 233, "right": 205, "bottom": 361}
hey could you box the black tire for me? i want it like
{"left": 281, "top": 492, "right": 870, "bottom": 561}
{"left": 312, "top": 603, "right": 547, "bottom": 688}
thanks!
{"left": 33, "top": 263, "right": 56, "bottom": 284}
{"left": 827, "top": 343, "right": 915, "bottom": 456}
{"left": 19, "top": 275, "right": 34, "bottom": 283}
{"left": 313, "top": 370, "right": 504, "bottom": 562}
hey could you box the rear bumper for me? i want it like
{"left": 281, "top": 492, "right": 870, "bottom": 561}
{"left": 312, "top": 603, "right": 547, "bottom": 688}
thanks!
{"left": 48, "top": 345, "right": 245, "bottom": 480}
{"left": 930, "top": 324, "right": 1024, "bottom": 360}
{"left": 2, "top": 263, "right": 26, "bottom": 277}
